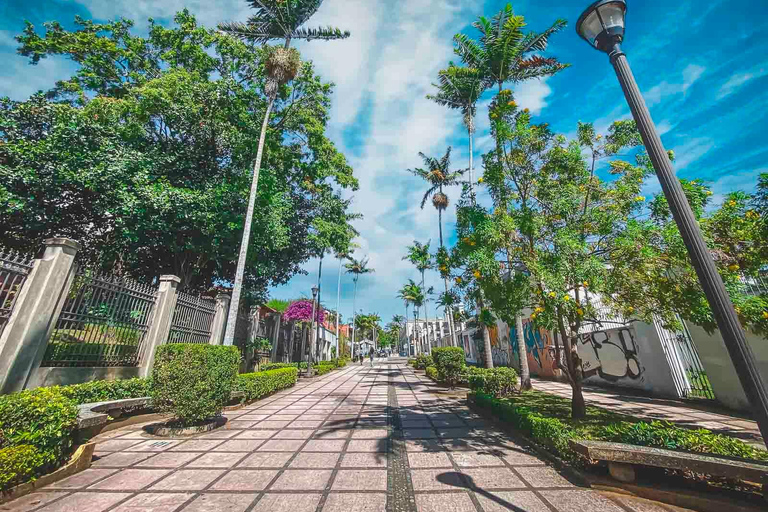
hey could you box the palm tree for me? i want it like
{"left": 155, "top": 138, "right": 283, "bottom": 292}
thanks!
{"left": 219, "top": 1, "right": 351, "bottom": 345}
{"left": 334, "top": 243, "right": 357, "bottom": 355}
{"left": 390, "top": 314, "right": 405, "bottom": 353}
{"left": 427, "top": 64, "right": 483, "bottom": 201}
{"left": 407, "top": 151, "right": 464, "bottom": 347}
{"left": 398, "top": 280, "right": 424, "bottom": 356}
{"left": 402, "top": 241, "right": 433, "bottom": 348}
{"left": 344, "top": 257, "right": 374, "bottom": 354}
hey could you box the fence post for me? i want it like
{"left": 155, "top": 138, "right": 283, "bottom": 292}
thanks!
{"left": 0, "top": 238, "right": 80, "bottom": 394}
{"left": 140, "top": 275, "right": 180, "bottom": 378}
{"left": 209, "top": 293, "right": 231, "bottom": 345}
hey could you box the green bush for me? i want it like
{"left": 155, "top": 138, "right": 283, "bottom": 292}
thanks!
{"left": 151, "top": 344, "right": 240, "bottom": 424}
{"left": 460, "top": 365, "right": 485, "bottom": 386}
{"left": 469, "top": 367, "right": 518, "bottom": 397}
{"left": 431, "top": 347, "right": 465, "bottom": 388}
{"left": 0, "top": 387, "right": 79, "bottom": 491}
{"left": 260, "top": 362, "right": 299, "bottom": 371}
{"left": 315, "top": 364, "right": 333, "bottom": 376}
{"left": 407, "top": 358, "right": 416, "bottom": 366}
{"left": 413, "top": 354, "right": 433, "bottom": 370}
{"left": 235, "top": 367, "right": 298, "bottom": 403}
{"left": 425, "top": 365, "right": 438, "bottom": 381}
{"left": 58, "top": 378, "right": 150, "bottom": 404}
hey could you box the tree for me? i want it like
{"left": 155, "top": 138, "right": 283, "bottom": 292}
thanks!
{"left": 218, "top": 0, "right": 351, "bottom": 345}
{"left": 389, "top": 314, "right": 406, "bottom": 352}
{"left": 4, "top": 12, "right": 357, "bottom": 305}
{"left": 403, "top": 240, "right": 433, "bottom": 344}
{"left": 344, "top": 256, "right": 374, "bottom": 350}
{"left": 398, "top": 279, "right": 425, "bottom": 355}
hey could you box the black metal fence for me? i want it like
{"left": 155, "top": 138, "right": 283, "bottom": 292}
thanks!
{"left": 167, "top": 291, "right": 215, "bottom": 344}
{"left": 42, "top": 268, "right": 157, "bottom": 367}
{"left": 655, "top": 315, "right": 715, "bottom": 400}
{"left": 0, "top": 248, "right": 34, "bottom": 337}
{"left": 232, "top": 304, "right": 252, "bottom": 348}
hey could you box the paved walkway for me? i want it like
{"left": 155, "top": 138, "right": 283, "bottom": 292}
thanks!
{"left": 532, "top": 379, "right": 762, "bottom": 445}
{"left": 3, "top": 361, "right": 686, "bottom": 512}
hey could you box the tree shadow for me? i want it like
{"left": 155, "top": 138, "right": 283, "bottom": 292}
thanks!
{"left": 436, "top": 472, "right": 529, "bottom": 511}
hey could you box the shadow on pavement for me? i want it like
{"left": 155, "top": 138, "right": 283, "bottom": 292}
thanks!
{"left": 436, "top": 472, "right": 528, "bottom": 512}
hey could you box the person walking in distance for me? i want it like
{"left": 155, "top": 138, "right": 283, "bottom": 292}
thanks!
{"left": 369, "top": 346, "right": 375, "bottom": 367}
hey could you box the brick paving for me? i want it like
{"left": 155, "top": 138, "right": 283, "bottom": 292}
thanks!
{"left": 532, "top": 379, "right": 763, "bottom": 445}
{"left": 1, "top": 361, "right": 689, "bottom": 512}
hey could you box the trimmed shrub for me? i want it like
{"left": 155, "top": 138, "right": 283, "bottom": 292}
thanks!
{"left": 235, "top": 367, "right": 298, "bottom": 403}
{"left": 431, "top": 347, "right": 465, "bottom": 388}
{"left": 425, "top": 365, "right": 439, "bottom": 381}
{"left": 151, "top": 344, "right": 240, "bottom": 424}
{"left": 315, "top": 364, "right": 334, "bottom": 376}
{"left": 413, "top": 354, "right": 433, "bottom": 370}
{"left": 469, "top": 367, "right": 518, "bottom": 397}
{"left": 407, "top": 358, "right": 416, "bottom": 366}
{"left": 58, "top": 378, "right": 150, "bottom": 404}
{"left": 260, "top": 362, "right": 296, "bottom": 371}
{"left": 0, "top": 387, "right": 79, "bottom": 491}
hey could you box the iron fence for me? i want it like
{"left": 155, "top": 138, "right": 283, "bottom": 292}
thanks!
{"left": 43, "top": 268, "right": 157, "bottom": 367}
{"left": 0, "top": 248, "right": 34, "bottom": 337}
{"left": 167, "top": 292, "right": 215, "bottom": 344}
{"left": 655, "top": 314, "right": 714, "bottom": 400}
{"left": 738, "top": 272, "right": 768, "bottom": 296}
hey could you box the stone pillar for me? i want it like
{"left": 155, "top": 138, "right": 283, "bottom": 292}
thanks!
{"left": 140, "top": 275, "right": 180, "bottom": 378}
{"left": 0, "top": 238, "right": 80, "bottom": 394}
{"left": 209, "top": 293, "right": 231, "bottom": 345}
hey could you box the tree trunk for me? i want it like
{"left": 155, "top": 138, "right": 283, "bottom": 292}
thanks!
{"left": 478, "top": 296, "right": 493, "bottom": 369}
{"left": 336, "top": 257, "right": 342, "bottom": 359}
{"left": 515, "top": 313, "right": 531, "bottom": 390}
{"left": 468, "top": 126, "right": 475, "bottom": 204}
{"left": 351, "top": 278, "right": 358, "bottom": 357}
{"left": 224, "top": 97, "right": 276, "bottom": 345}
{"left": 556, "top": 312, "right": 586, "bottom": 419}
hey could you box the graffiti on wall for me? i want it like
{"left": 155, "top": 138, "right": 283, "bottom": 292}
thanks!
{"left": 490, "top": 321, "right": 514, "bottom": 367}
{"left": 510, "top": 319, "right": 561, "bottom": 378}
{"left": 578, "top": 326, "right": 644, "bottom": 383}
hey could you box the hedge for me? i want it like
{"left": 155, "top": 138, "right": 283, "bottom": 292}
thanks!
{"left": 151, "top": 344, "right": 240, "bottom": 424}
{"left": 468, "top": 367, "right": 518, "bottom": 397}
{"left": 235, "top": 367, "right": 298, "bottom": 403}
{"left": 431, "top": 347, "right": 465, "bottom": 387}
{"left": 472, "top": 391, "right": 768, "bottom": 464}
{"left": 425, "top": 365, "right": 439, "bottom": 381}
{"left": 413, "top": 354, "right": 433, "bottom": 370}
{"left": 58, "top": 378, "right": 150, "bottom": 404}
{"left": 0, "top": 387, "right": 79, "bottom": 491}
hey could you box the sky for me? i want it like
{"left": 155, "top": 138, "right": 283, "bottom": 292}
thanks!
{"left": 2, "top": 0, "right": 767, "bottom": 327}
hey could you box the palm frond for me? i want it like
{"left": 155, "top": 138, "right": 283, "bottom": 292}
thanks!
{"left": 292, "top": 25, "right": 351, "bottom": 41}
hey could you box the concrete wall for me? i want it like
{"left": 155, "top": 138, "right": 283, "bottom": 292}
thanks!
{"left": 27, "top": 366, "right": 141, "bottom": 388}
{"left": 685, "top": 322, "right": 768, "bottom": 411}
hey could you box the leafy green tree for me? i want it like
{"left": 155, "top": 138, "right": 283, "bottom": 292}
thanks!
{"left": 403, "top": 240, "right": 433, "bottom": 336}
{"left": 218, "top": 0, "right": 350, "bottom": 344}
{"left": 3, "top": 11, "right": 357, "bottom": 304}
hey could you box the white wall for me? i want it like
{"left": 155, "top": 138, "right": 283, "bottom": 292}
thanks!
{"left": 686, "top": 322, "right": 768, "bottom": 411}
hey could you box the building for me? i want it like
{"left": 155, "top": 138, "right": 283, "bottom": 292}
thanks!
{"left": 402, "top": 316, "right": 466, "bottom": 356}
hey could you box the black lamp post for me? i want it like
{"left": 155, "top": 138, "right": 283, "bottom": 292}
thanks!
{"left": 308, "top": 285, "right": 319, "bottom": 377}
{"left": 577, "top": 0, "right": 768, "bottom": 446}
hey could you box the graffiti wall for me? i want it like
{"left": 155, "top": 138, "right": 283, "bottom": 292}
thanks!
{"left": 510, "top": 318, "right": 561, "bottom": 378}
{"left": 576, "top": 325, "right": 650, "bottom": 390}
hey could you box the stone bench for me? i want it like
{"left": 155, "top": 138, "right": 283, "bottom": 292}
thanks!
{"left": 77, "top": 397, "right": 152, "bottom": 430}
{"left": 569, "top": 439, "right": 768, "bottom": 498}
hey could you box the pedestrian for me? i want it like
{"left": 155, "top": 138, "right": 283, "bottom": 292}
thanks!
{"left": 359, "top": 352, "right": 363, "bottom": 365}
{"left": 369, "top": 346, "right": 374, "bottom": 367}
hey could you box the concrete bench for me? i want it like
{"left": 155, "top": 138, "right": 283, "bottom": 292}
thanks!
{"left": 77, "top": 397, "right": 152, "bottom": 429}
{"left": 569, "top": 439, "right": 768, "bottom": 497}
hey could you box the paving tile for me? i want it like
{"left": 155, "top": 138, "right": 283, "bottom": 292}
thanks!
{"left": 186, "top": 451, "right": 247, "bottom": 468}
{"left": 181, "top": 493, "right": 257, "bottom": 512}
{"left": 351, "top": 429, "right": 389, "bottom": 439}
{"left": 269, "top": 469, "right": 333, "bottom": 490}
{"left": 322, "top": 493, "right": 387, "bottom": 512}
{"left": 235, "top": 429, "right": 277, "bottom": 439}
{"left": 475, "top": 490, "right": 553, "bottom": 512}
{"left": 347, "top": 439, "right": 387, "bottom": 452}
{"left": 403, "top": 428, "right": 438, "bottom": 439}
{"left": 0, "top": 492, "right": 68, "bottom": 512}
{"left": 226, "top": 420, "right": 258, "bottom": 429}
{"left": 414, "top": 492, "right": 477, "bottom": 512}
{"left": 149, "top": 469, "right": 226, "bottom": 491}
{"left": 410, "top": 469, "right": 465, "bottom": 491}
{"left": 48, "top": 469, "right": 118, "bottom": 489}
{"left": 90, "top": 451, "right": 152, "bottom": 468}
{"left": 170, "top": 440, "right": 224, "bottom": 451}
{"left": 257, "top": 439, "right": 304, "bottom": 451}
{"left": 450, "top": 452, "right": 505, "bottom": 467}
{"left": 88, "top": 468, "right": 171, "bottom": 490}
{"left": 112, "top": 493, "right": 192, "bottom": 512}
{"left": 36, "top": 492, "right": 131, "bottom": 512}
{"left": 255, "top": 419, "right": 292, "bottom": 428}
{"left": 126, "top": 440, "right": 181, "bottom": 452}
{"left": 93, "top": 439, "right": 144, "bottom": 451}
{"left": 208, "top": 469, "right": 279, "bottom": 491}
{"left": 196, "top": 429, "right": 240, "bottom": 439}
{"left": 290, "top": 420, "right": 325, "bottom": 428}
{"left": 404, "top": 440, "right": 445, "bottom": 452}
{"left": 237, "top": 414, "right": 272, "bottom": 421}
{"left": 407, "top": 452, "right": 452, "bottom": 468}
{"left": 500, "top": 449, "right": 546, "bottom": 466}
{"left": 267, "top": 413, "right": 299, "bottom": 420}
{"left": 137, "top": 451, "right": 201, "bottom": 468}
{"left": 516, "top": 466, "right": 574, "bottom": 488}
{"left": 332, "top": 469, "right": 387, "bottom": 490}
{"left": 341, "top": 452, "right": 388, "bottom": 468}
{"left": 302, "top": 439, "right": 346, "bottom": 452}
{"left": 251, "top": 493, "right": 322, "bottom": 512}
{"left": 539, "top": 490, "right": 625, "bottom": 512}
{"left": 611, "top": 495, "right": 676, "bottom": 512}
{"left": 210, "top": 439, "right": 265, "bottom": 452}
{"left": 289, "top": 452, "right": 340, "bottom": 468}
{"left": 461, "top": 468, "right": 525, "bottom": 490}
{"left": 272, "top": 429, "right": 315, "bottom": 440}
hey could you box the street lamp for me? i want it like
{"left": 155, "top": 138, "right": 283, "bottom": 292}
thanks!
{"left": 577, "top": 0, "right": 768, "bottom": 446}
{"left": 307, "top": 285, "right": 319, "bottom": 377}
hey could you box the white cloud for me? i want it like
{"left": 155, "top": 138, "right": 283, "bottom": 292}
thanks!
{"left": 514, "top": 77, "right": 552, "bottom": 116}
{"left": 644, "top": 63, "right": 705, "bottom": 107}
{"left": 716, "top": 68, "right": 767, "bottom": 100}
{"left": 671, "top": 137, "right": 714, "bottom": 171}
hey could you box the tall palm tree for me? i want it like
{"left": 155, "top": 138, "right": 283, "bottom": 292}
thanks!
{"left": 407, "top": 151, "right": 464, "bottom": 347}
{"left": 334, "top": 243, "right": 357, "bottom": 355}
{"left": 403, "top": 241, "right": 433, "bottom": 347}
{"left": 219, "top": 0, "right": 351, "bottom": 345}
{"left": 427, "top": 64, "right": 483, "bottom": 201}
{"left": 391, "top": 314, "right": 405, "bottom": 353}
{"left": 398, "top": 280, "right": 425, "bottom": 356}
{"left": 344, "top": 257, "right": 374, "bottom": 353}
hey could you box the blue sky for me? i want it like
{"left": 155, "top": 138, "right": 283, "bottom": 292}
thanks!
{"left": 2, "top": 0, "right": 767, "bottom": 327}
